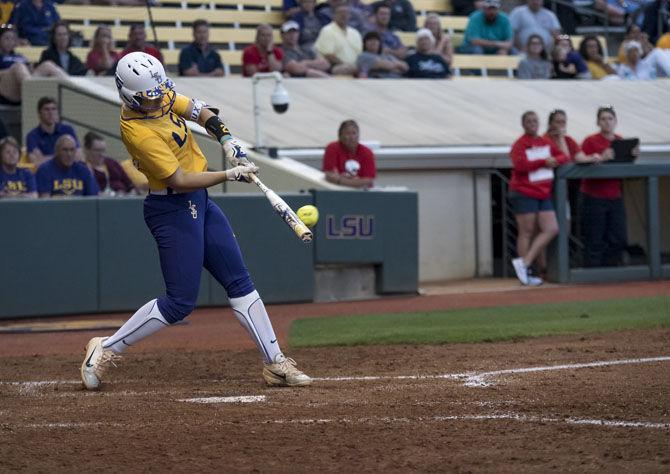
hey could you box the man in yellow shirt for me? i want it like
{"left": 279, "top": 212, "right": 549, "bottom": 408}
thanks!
{"left": 314, "top": 1, "right": 363, "bottom": 75}
{"left": 81, "top": 52, "right": 311, "bottom": 390}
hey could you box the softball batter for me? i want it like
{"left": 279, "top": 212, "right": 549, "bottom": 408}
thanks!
{"left": 80, "top": 52, "right": 311, "bottom": 389}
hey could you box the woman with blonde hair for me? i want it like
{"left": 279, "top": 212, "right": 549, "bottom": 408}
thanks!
{"left": 86, "top": 25, "right": 120, "bottom": 75}
{"left": 423, "top": 13, "right": 453, "bottom": 65}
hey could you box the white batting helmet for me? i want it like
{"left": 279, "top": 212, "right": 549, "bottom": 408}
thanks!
{"left": 115, "top": 52, "right": 175, "bottom": 115}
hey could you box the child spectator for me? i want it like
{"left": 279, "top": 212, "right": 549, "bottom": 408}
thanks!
{"left": 281, "top": 21, "right": 330, "bottom": 77}
{"left": 314, "top": 2, "right": 362, "bottom": 76}
{"left": 243, "top": 24, "right": 283, "bottom": 77}
{"left": 0, "top": 136, "right": 36, "bottom": 198}
{"left": 424, "top": 13, "right": 453, "bottom": 65}
{"left": 36, "top": 134, "right": 98, "bottom": 197}
{"left": 551, "top": 34, "right": 590, "bottom": 79}
{"left": 38, "top": 22, "right": 88, "bottom": 76}
{"left": 357, "top": 30, "right": 408, "bottom": 78}
{"left": 26, "top": 96, "right": 82, "bottom": 167}
{"left": 84, "top": 131, "right": 136, "bottom": 196}
{"left": 323, "top": 119, "right": 376, "bottom": 188}
{"left": 291, "top": 0, "right": 329, "bottom": 48}
{"left": 9, "top": 0, "right": 60, "bottom": 46}
{"left": 459, "top": 0, "right": 513, "bottom": 55}
{"left": 579, "top": 35, "right": 616, "bottom": 79}
{"left": 517, "top": 34, "right": 552, "bottom": 79}
{"left": 178, "top": 19, "right": 225, "bottom": 77}
{"left": 580, "top": 106, "right": 633, "bottom": 267}
{"left": 405, "top": 28, "right": 450, "bottom": 78}
{"left": 86, "top": 25, "right": 121, "bottom": 76}
{"left": 0, "top": 24, "right": 66, "bottom": 104}
{"left": 509, "top": 111, "right": 568, "bottom": 285}
{"left": 372, "top": 4, "right": 406, "bottom": 59}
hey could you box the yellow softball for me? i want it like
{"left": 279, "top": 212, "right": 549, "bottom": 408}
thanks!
{"left": 297, "top": 205, "right": 319, "bottom": 228}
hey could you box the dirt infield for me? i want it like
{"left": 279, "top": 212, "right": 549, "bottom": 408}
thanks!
{"left": 1, "top": 280, "right": 669, "bottom": 472}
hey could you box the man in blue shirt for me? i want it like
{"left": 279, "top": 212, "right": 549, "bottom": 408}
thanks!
{"left": 26, "top": 96, "right": 82, "bottom": 167}
{"left": 460, "top": 0, "right": 514, "bottom": 55}
{"left": 36, "top": 134, "right": 98, "bottom": 197}
{"left": 178, "top": 20, "right": 225, "bottom": 77}
{"left": 10, "top": 0, "right": 60, "bottom": 46}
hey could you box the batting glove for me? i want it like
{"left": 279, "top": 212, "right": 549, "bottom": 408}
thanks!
{"left": 225, "top": 163, "right": 259, "bottom": 183}
{"left": 222, "top": 136, "right": 249, "bottom": 167}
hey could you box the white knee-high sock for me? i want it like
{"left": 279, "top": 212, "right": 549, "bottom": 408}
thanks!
{"left": 102, "top": 299, "right": 169, "bottom": 354}
{"left": 229, "top": 290, "right": 282, "bottom": 364}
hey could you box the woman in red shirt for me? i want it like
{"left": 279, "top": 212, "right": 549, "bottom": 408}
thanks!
{"left": 509, "top": 111, "right": 569, "bottom": 286}
{"left": 580, "top": 106, "right": 630, "bottom": 267}
{"left": 322, "top": 120, "right": 376, "bottom": 188}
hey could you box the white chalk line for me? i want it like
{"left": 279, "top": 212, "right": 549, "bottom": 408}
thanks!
{"left": 178, "top": 395, "right": 266, "bottom": 404}
{"left": 313, "top": 356, "right": 670, "bottom": 387}
{"left": 5, "top": 413, "right": 668, "bottom": 431}
{"left": 2, "top": 355, "right": 669, "bottom": 395}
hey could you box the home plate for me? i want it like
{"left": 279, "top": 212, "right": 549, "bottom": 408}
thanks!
{"left": 178, "top": 395, "right": 266, "bottom": 404}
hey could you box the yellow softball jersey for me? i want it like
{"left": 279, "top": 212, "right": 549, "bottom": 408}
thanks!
{"left": 120, "top": 93, "right": 208, "bottom": 191}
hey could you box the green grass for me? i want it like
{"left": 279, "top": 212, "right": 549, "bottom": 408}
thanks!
{"left": 289, "top": 296, "right": 670, "bottom": 347}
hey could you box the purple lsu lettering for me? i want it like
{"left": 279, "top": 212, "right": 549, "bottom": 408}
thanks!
{"left": 53, "top": 178, "right": 84, "bottom": 195}
{"left": 325, "top": 214, "right": 374, "bottom": 240}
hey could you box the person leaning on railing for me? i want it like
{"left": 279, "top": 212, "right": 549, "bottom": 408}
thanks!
{"left": 0, "top": 136, "right": 36, "bottom": 198}
{"left": 509, "top": 110, "right": 569, "bottom": 286}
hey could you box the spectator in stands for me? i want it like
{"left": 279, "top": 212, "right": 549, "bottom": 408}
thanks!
{"left": 617, "top": 40, "right": 656, "bottom": 79}
{"left": 26, "top": 96, "right": 83, "bottom": 167}
{"left": 319, "top": 0, "right": 374, "bottom": 34}
{"left": 179, "top": 20, "right": 225, "bottom": 77}
{"left": 36, "top": 134, "right": 98, "bottom": 197}
{"left": 283, "top": 0, "right": 301, "bottom": 19}
{"left": 580, "top": 106, "right": 632, "bottom": 267}
{"left": 0, "top": 24, "right": 66, "bottom": 104}
{"left": 291, "top": 0, "right": 329, "bottom": 48}
{"left": 84, "top": 131, "right": 135, "bottom": 196}
{"left": 459, "top": 0, "right": 513, "bottom": 55}
{"left": 372, "top": 4, "right": 406, "bottom": 59}
{"left": 370, "top": 0, "right": 416, "bottom": 32}
{"left": 314, "top": 2, "right": 363, "bottom": 75}
{"left": 424, "top": 13, "right": 453, "bottom": 65}
{"left": 579, "top": 35, "right": 617, "bottom": 79}
{"left": 551, "top": 34, "right": 590, "bottom": 79}
{"left": 323, "top": 119, "right": 376, "bottom": 188}
{"left": 617, "top": 24, "right": 654, "bottom": 63}
{"left": 243, "top": 24, "right": 283, "bottom": 77}
{"left": 405, "top": 28, "right": 450, "bottom": 78}
{"left": 509, "top": 0, "right": 562, "bottom": 52}
{"left": 86, "top": 25, "right": 120, "bottom": 76}
{"left": 281, "top": 20, "right": 330, "bottom": 77}
{"left": 357, "top": 30, "right": 408, "bottom": 77}
{"left": 517, "top": 34, "right": 552, "bottom": 79}
{"left": 0, "top": 136, "right": 36, "bottom": 198}
{"left": 509, "top": 110, "right": 568, "bottom": 286}
{"left": 452, "top": 0, "right": 485, "bottom": 16}
{"left": 118, "top": 24, "right": 163, "bottom": 64}
{"left": 641, "top": 0, "right": 669, "bottom": 43}
{"left": 9, "top": 0, "right": 60, "bottom": 46}
{"left": 594, "top": 0, "right": 626, "bottom": 26}
{"left": 38, "top": 21, "right": 88, "bottom": 76}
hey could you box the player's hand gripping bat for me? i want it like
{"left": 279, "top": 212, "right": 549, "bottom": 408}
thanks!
{"left": 249, "top": 174, "right": 313, "bottom": 243}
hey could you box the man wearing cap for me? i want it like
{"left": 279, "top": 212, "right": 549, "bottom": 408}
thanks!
{"left": 405, "top": 28, "right": 450, "bottom": 78}
{"left": 281, "top": 21, "right": 331, "bottom": 77}
{"left": 242, "top": 24, "right": 284, "bottom": 77}
{"left": 510, "top": 0, "right": 562, "bottom": 52}
{"left": 314, "top": 1, "right": 362, "bottom": 75}
{"left": 460, "top": 0, "right": 514, "bottom": 55}
{"left": 179, "top": 19, "right": 225, "bottom": 77}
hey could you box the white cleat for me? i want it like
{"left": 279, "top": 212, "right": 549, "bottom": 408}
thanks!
{"left": 512, "top": 257, "right": 529, "bottom": 285}
{"left": 80, "top": 337, "right": 121, "bottom": 390}
{"left": 527, "top": 275, "right": 544, "bottom": 286}
{"left": 263, "top": 354, "right": 312, "bottom": 387}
